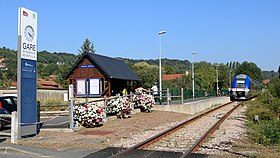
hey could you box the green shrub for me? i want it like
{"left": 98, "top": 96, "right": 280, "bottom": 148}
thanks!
{"left": 268, "top": 77, "right": 280, "bottom": 98}
{"left": 246, "top": 77, "right": 280, "bottom": 146}
{"left": 246, "top": 101, "right": 275, "bottom": 121}
{"left": 258, "top": 92, "right": 280, "bottom": 114}
{"left": 248, "top": 120, "right": 280, "bottom": 145}
{"left": 259, "top": 120, "right": 280, "bottom": 145}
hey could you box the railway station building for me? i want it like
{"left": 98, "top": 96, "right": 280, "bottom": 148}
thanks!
{"left": 64, "top": 52, "right": 141, "bottom": 98}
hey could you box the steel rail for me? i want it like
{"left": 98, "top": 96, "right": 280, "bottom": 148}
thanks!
{"left": 110, "top": 101, "right": 234, "bottom": 158}
{"left": 179, "top": 103, "right": 241, "bottom": 158}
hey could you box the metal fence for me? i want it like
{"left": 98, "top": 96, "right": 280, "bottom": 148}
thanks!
{"left": 152, "top": 88, "right": 228, "bottom": 105}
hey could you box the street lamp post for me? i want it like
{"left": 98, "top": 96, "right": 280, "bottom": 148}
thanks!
{"left": 216, "top": 64, "right": 219, "bottom": 96}
{"left": 229, "top": 70, "right": 231, "bottom": 87}
{"left": 192, "top": 52, "right": 197, "bottom": 99}
{"left": 158, "top": 31, "right": 166, "bottom": 104}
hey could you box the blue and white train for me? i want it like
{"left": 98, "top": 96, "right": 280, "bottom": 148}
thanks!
{"left": 229, "top": 74, "right": 262, "bottom": 101}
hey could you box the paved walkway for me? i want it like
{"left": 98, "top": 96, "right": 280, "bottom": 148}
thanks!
{"left": 0, "top": 141, "right": 98, "bottom": 158}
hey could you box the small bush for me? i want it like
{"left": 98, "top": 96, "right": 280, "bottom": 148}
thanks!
{"left": 246, "top": 102, "right": 274, "bottom": 121}
{"left": 246, "top": 77, "right": 280, "bottom": 146}
{"left": 260, "top": 120, "right": 280, "bottom": 145}
{"left": 248, "top": 120, "right": 280, "bottom": 145}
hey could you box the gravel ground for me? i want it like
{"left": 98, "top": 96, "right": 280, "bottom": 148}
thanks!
{"left": 2, "top": 105, "right": 280, "bottom": 157}
{"left": 197, "top": 104, "right": 280, "bottom": 158}
{"left": 146, "top": 102, "right": 238, "bottom": 153}
{"left": 197, "top": 104, "right": 248, "bottom": 157}
{"left": 8, "top": 110, "right": 191, "bottom": 150}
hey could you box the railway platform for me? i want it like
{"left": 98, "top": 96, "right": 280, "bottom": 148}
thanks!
{"left": 154, "top": 96, "right": 230, "bottom": 114}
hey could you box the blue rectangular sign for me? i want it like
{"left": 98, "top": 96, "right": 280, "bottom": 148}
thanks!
{"left": 21, "top": 78, "right": 36, "bottom": 125}
{"left": 80, "top": 64, "right": 95, "bottom": 68}
{"left": 20, "top": 58, "right": 37, "bottom": 131}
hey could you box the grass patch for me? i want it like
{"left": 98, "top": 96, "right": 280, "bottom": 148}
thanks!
{"left": 233, "top": 143, "right": 246, "bottom": 149}
{"left": 206, "top": 135, "right": 215, "bottom": 142}
{"left": 144, "top": 128, "right": 155, "bottom": 132}
{"left": 211, "top": 103, "right": 221, "bottom": 108}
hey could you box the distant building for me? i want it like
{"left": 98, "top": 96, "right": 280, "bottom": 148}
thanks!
{"left": 0, "top": 58, "right": 8, "bottom": 70}
{"left": 162, "top": 74, "right": 185, "bottom": 81}
{"left": 37, "top": 80, "right": 60, "bottom": 89}
{"left": 262, "top": 79, "right": 270, "bottom": 85}
{"left": 56, "top": 61, "right": 65, "bottom": 65}
{"left": 11, "top": 80, "right": 60, "bottom": 89}
{"left": 0, "top": 58, "right": 6, "bottom": 63}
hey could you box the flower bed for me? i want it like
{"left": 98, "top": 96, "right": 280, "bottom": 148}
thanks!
{"left": 73, "top": 91, "right": 155, "bottom": 128}
{"left": 132, "top": 93, "right": 155, "bottom": 112}
{"left": 106, "top": 96, "right": 132, "bottom": 119}
{"left": 73, "top": 102, "right": 106, "bottom": 128}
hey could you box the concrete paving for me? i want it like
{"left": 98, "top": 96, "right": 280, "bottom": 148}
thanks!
{"left": 84, "top": 147, "right": 183, "bottom": 158}
{"left": 0, "top": 142, "right": 98, "bottom": 158}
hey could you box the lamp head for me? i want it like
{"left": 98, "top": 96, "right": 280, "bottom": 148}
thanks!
{"left": 159, "top": 31, "right": 166, "bottom": 35}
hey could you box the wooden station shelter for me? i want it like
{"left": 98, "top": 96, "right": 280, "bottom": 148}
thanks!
{"left": 64, "top": 52, "right": 141, "bottom": 98}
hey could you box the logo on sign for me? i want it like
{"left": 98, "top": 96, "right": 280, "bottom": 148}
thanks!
{"left": 23, "top": 11, "right": 28, "bottom": 17}
{"left": 25, "top": 62, "right": 33, "bottom": 67}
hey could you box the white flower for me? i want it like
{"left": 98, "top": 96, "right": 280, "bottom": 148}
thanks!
{"left": 73, "top": 102, "right": 106, "bottom": 128}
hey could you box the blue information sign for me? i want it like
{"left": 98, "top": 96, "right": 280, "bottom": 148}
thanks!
{"left": 20, "top": 59, "right": 37, "bottom": 127}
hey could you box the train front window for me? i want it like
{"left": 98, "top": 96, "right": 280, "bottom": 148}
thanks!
{"left": 236, "top": 79, "right": 246, "bottom": 88}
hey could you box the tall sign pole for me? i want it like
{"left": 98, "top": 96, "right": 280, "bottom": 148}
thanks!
{"left": 17, "top": 7, "right": 38, "bottom": 137}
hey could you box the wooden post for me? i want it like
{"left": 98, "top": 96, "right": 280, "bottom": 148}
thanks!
{"left": 108, "top": 79, "right": 111, "bottom": 97}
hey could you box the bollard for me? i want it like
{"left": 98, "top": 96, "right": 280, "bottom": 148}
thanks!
{"left": 11, "top": 111, "right": 18, "bottom": 144}
{"left": 167, "top": 88, "right": 170, "bottom": 105}
{"left": 37, "top": 101, "right": 41, "bottom": 134}
{"left": 69, "top": 84, "right": 74, "bottom": 130}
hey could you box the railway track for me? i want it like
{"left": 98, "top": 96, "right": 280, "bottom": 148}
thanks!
{"left": 110, "top": 101, "right": 244, "bottom": 158}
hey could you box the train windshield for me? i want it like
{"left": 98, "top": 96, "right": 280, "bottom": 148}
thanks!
{"left": 236, "top": 79, "right": 246, "bottom": 88}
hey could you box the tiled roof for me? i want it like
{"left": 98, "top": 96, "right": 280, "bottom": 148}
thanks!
{"left": 262, "top": 79, "right": 270, "bottom": 85}
{"left": 38, "top": 81, "right": 59, "bottom": 86}
{"left": 64, "top": 52, "right": 141, "bottom": 81}
{"left": 10, "top": 80, "right": 59, "bottom": 89}
{"left": 162, "top": 74, "right": 185, "bottom": 81}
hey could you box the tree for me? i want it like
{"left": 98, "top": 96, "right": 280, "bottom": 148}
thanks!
{"left": 268, "top": 77, "right": 280, "bottom": 98}
{"left": 278, "top": 66, "right": 280, "bottom": 78}
{"left": 217, "top": 63, "right": 231, "bottom": 89}
{"left": 78, "top": 38, "right": 96, "bottom": 54}
{"left": 132, "top": 62, "right": 159, "bottom": 88}
{"left": 235, "top": 61, "right": 263, "bottom": 81}
{"left": 42, "top": 64, "right": 59, "bottom": 76}
{"left": 195, "top": 61, "right": 216, "bottom": 91}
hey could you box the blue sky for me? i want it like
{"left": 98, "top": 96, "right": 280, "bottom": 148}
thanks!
{"left": 1, "top": 1, "right": 280, "bottom": 71}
